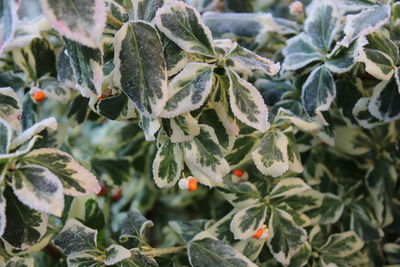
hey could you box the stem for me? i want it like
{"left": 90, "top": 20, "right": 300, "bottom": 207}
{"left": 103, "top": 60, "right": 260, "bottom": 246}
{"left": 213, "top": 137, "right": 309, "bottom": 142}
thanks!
{"left": 107, "top": 13, "right": 124, "bottom": 28}
{"left": 139, "top": 246, "right": 186, "bottom": 257}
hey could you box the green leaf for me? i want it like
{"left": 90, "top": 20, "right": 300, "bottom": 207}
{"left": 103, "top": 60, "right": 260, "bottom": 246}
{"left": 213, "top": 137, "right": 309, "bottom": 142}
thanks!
{"left": 357, "top": 32, "right": 398, "bottom": 80}
{"left": 22, "top": 148, "right": 100, "bottom": 197}
{"left": 228, "top": 70, "right": 269, "bottom": 132}
{"left": 152, "top": 139, "right": 183, "bottom": 188}
{"left": 368, "top": 77, "right": 400, "bottom": 122}
{"left": 64, "top": 38, "right": 103, "bottom": 98}
{"left": 120, "top": 208, "right": 154, "bottom": 242}
{"left": 188, "top": 232, "right": 258, "bottom": 267}
{"left": 267, "top": 208, "right": 308, "bottom": 265}
{"left": 53, "top": 218, "right": 97, "bottom": 256}
{"left": 301, "top": 65, "right": 336, "bottom": 118}
{"left": 0, "top": 119, "right": 11, "bottom": 154}
{"left": 39, "top": 0, "right": 106, "bottom": 48}
{"left": 155, "top": 1, "right": 216, "bottom": 57}
{"left": 104, "top": 244, "right": 131, "bottom": 265}
{"left": 230, "top": 204, "right": 267, "bottom": 240}
{"left": 169, "top": 219, "right": 208, "bottom": 243}
{"left": 305, "top": 0, "right": 340, "bottom": 51}
{"left": 226, "top": 44, "right": 280, "bottom": 76}
{"left": 2, "top": 188, "right": 48, "bottom": 250}
{"left": 218, "top": 181, "right": 262, "bottom": 209}
{"left": 181, "top": 125, "right": 230, "bottom": 186}
{"left": 12, "top": 164, "right": 64, "bottom": 217}
{"left": 341, "top": 4, "right": 391, "bottom": 47}
{"left": 170, "top": 113, "right": 200, "bottom": 142}
{"left": 114, "top": 21, "right": 167, "bottom": 118}
{"left": 161, "top": 62, "right": 214, "bottom": 118}
{"left": 0, "top": 87, "right": 22, "bottom": 131}
{"left": 5, "top": 257, "right": 34, "bottom": 267}
{"left": 320, "top": 231, "right": 364, "bottom": 258}
{"left": 252, "top": 129, "right": 289, "bottom": 177}
{"left": 282, "top": 33, "right": 322, "bottom": 71}
{"left": 133, "top": 0, "right": 165, "bottom": 22}
{"left": 0, "top": 0, "right": 17, "bottom": 54}
{"left": 270, "top": 178, "right": 310, "bottom": 200}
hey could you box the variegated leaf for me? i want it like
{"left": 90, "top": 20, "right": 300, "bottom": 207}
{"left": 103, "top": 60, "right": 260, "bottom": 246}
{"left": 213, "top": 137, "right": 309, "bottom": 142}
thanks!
{"left": 368, "top": 77, "right": 400, "bottom": 122}
{"left": 105, "top": 0, "right": 129, "bottom": 34}
{"left": 181, "top": 125, "right": 230, "bottom": 186}
{"left": 22, "top": 148, "right": 100, "bottom": 196}
{"left": 2, "top": 188, "right": 48, "bottom": 250}
{"left": 169, "top": 219, "right": 209, "bottom": 243}
{"left": 140, "top": 116, "right": 161, "bottom": 141}
{"left": 0, "top": 87, "right": 22, "bottom": 131}
{"left": 64, "top": 39, "right": 103, "bottom": 98}
{"left": 0, "top": 119, "right": 11, "bottom": 154}
{"left": 4, "top": 257, "right": 34, "bottom": 267}
{"left": 277, "top": 204, "right": 311, "bottom": 228}
{"left": 234, "top": 238, "right": 266, "bottom": 262}
{"left": 350, "top": 206, "right": 383, "bottom": 242}
{"left": 39, "top": 0, "right": 106, "bottom": 48}
{"left": 39, "top": 78, "right": 71, "bottom": 104}
{"left": 188, "top": 232, "right": 258, "bottom": 267}
{"left": 12, "top": 164, "right": 64, "bottom": 217}
{"left": 306, "top": 193, "right": 344, "bottom": 225}
{"left": 270, "top": 178, "right": 310, "bottom": 200}
{"left": 285, "top": 131, "right": 304, "bottom": 173}
{"left": 67, "top": 253, "right": 101, "bottom": 267}
{"left": 170, "top": 113, "right": 200, "bottom": 143}
{"left": 228, "top": 70, "right": 269, "bottom": 132}
{"left": 352, "top": 97, "right": 382, "bottom": 129}
{"left": 335, "top": 76, "right": 363, "bottom": 124}
{"left": 356, "top": 32, "right": 398, "bottom": 80}
{"left": 284, "top": 189, "right": 324, "bottom": 213}
{"left": 0, "top": 193, "right": 5, "bottom": 237}
{"left": 305, "top": 0, "right": 340, "bottom": 51}
{"left": 161, "top": 62, "right": 214, "bottom": 118}
{"left": 218, "top": 181, "right": 262, "bottom": 209}
{"left": 277, "top": 108, "right": 320, "bottom": 132}
{"left": 0, "top": 0, "right": 17, "bottom": 54}
{"left": 0, "top": 136, "right": 41, "bottom": 162}
{"left": 226, "top": 135, "right": 258, "bottom": 167}
{"left": 152, "top": 139, "right": 183, "bottom": 188}
{"left": 267, "top": 208, "right": 308, "bottom": 266}
{"left": 120, "top": 208, "right": 154, "bottom": 242}
{"left": 252, "top": 129, "right": 289, "bottom": 177}
{"left": 128, "top": 249, "right": 159, "bottom": 266}
{"left": 155, "top": 1, "right": 216, "bottom": 57}
{"left": 320, "top": 231, "right": 364, "bottom": 258}
{"left": 282, "top": 33, "right": 322, "bottom": 71}
{"left": 9, "top": 117, "right": 57, "bottom": 150}
{"left": 160, "top": 32, "right": 188, "bottom": 77}
{"left": 206, "top": 210, "right": 236, "bottom": 243}
{"left": 57, "top": 49, "right": 76, "bottom": 88}
{"left": 365, "top": 160, "right": 397, "bottom": 226}
{"left": 340, "top": 4, "right": 391, "bottom": 47}
{"left": 335, "top": 126, "right": 372, "bottom": 155}
{"left": 226, "top": 44, "right": 280, "bottom": 76}
{"left": 326, "top": 39, "right": 364, "bottom": 74}
{"left": 114, "top": 21, "right": 167, "bottom": 118}
{"left": 230, "top": 204, "right": 267, "bottom": 240}
{"left": 104, "top": 244, "right": 131, "bottom": 265}
{"left": 133, "top": 0, "right": 165, "bottom": 22}
{"left": 287, "top": 243, "right": 312, "bottom": 267}
{"left": 302, "top": 65, "right": 336, "bottom": 118}
{"left": 53, "top": 218, "right": 97, "bottom": 256}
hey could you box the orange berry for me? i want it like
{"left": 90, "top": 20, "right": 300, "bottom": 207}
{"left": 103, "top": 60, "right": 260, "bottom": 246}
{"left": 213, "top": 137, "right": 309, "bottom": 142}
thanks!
{"left": 252, "top": 228, "right": 263, "bottom": 239}
{"left": 97, "top": 184, "right": 108, "bottom": 196}
{"left": 32, "top": 90, "right": 46, "bottom": 103}
{"left": 188, "top": 178, "right": 198, "bottom": 192}
{"left": 97, "top": 95, "right": 105, "bottom": 101}
{"left": 233, "top": 169, "right": 245, "bottom": 177}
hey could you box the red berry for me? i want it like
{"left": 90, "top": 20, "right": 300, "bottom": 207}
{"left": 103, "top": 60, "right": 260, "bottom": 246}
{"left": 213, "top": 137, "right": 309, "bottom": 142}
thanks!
{"left": 111, "top": 188, "right": 122, "bottom": 200}
{"left": 233, "top": 169, "right": 245, "bottom": 177}
{"left": 188, "top": 178, "right": 198, "bottom": 192}
{"left": 97, "top": 184, "right": 108, "bottom": 196}
{"left": 252, "top": 228, "right": 263, "bottom": 239}
{"left": 32, "top": 90, "right": 46, "bottom": 103}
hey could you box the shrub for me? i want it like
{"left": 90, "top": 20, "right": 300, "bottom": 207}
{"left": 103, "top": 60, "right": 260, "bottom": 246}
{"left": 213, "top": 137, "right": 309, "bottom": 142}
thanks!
{"left": 0, "top": 0, "right": 399, "bottom": 266}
